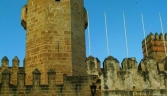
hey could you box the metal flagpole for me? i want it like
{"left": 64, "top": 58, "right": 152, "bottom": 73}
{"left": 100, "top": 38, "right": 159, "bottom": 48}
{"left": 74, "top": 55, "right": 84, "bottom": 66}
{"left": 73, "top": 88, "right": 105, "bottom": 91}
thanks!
{"left": 104, "top": 12, "right": 110, "bottom": 56}
{"left": 141, "top": 13, "right": 148, "bottom": 57}
{"left": 159, "top": 13, "right": 167, "bottom": 56}
{"left": 87, "top": 11, "right": 91, "bottom": 56}
{"left": 123, "top": 12, "right": 129, "bottom": 58}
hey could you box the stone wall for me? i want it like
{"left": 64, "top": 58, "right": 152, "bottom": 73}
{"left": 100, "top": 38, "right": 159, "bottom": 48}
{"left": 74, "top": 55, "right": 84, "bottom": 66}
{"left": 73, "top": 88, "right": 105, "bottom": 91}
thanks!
{"left": 1, "top": 55, "right": 167, "bottom": 95}
{"left": 0, "top": 56, "right": 92, "bottom": 96}
{"left": 4, "top": 0, "right": 167, "bottom": 95}
{"left": 142, "top": 33, "right": 167, "bottom": 61}
{"left": 86, "top": 55, "right": 167, "bottom": 95}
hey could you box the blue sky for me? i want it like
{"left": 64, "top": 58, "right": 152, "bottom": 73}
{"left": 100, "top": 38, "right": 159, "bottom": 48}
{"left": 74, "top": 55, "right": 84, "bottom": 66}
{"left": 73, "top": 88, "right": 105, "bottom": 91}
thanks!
{"left": 0, "top": 0, "right": 167, "bottom": 67}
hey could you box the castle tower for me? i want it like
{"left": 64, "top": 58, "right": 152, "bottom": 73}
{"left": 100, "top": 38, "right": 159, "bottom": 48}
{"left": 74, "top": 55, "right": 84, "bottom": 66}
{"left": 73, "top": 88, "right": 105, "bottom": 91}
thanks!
{"left": 142, "top": 33, "right": 167, "bottom": 62}
{"left": 21, "top": 0, "right": 88, "bottom": 85}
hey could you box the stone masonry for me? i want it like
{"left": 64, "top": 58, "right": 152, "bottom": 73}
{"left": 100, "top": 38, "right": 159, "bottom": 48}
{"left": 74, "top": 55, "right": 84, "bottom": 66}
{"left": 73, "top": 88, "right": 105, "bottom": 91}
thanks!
{"left": 142, "top": 33, "right": 167, "bottom": 61}
{"left": 21, "top": 0, "right": 88, "bottom": 85}
{"left": 1, "top": 0, "right": 167, "bottom": 95}
{"left": 1, "top": 49, "right": 167, "bottom": 95}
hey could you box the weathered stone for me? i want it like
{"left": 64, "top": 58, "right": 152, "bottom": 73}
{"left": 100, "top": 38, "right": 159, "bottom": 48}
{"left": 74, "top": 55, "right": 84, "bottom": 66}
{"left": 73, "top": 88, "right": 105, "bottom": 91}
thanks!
{"left": 23, "top": 0, "right": 87, "bottom": 85}
{"left": 1, "top": 0, "right": 167, "bottom": 95}
{"left": 142, "top": 33, "right": 167, "bottom": 61}
{"left": 86, "top": 56, "right": 101, "bottom": 76}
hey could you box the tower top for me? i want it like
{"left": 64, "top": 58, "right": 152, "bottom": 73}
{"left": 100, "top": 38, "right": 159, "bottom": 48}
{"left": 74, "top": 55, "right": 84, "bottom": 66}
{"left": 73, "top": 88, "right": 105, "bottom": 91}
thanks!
{"left": 142, "top": 32, "right": 167, "bottom": 61}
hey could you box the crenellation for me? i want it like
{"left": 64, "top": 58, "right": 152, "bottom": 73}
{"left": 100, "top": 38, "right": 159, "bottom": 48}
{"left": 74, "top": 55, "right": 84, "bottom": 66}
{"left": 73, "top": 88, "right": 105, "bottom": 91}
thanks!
{"left": 103, "top": 56, "right": 120, "bottom": 72}
{"left": 121, "top": 57, "right": 137, "bottom": 71}
{"left": 149, "top": 32, "right": 154, "bottom": 40}
{"left": 86, "top": 56, "right": 101, "bottom": 75}
{"left": 0, "top": 56, "right": 167, "bottom": 95}
{"left": 2, "top": 0, "right": 167, "bottom": 95}
{"left": 142, "top": 33, "right": 167, "bottom": 61}
{"left": 1, "top": 56, "right": 9, "bottom": 69}
{"left": 160, "top": 33, "right": 164, "bottom": 40}
{"left": 155, "top": 33, "right": 159, "bottom": 40}
{"left": 12, "top": 56, "right": 19, "bottom": 68}
{"left": 142, "top": 32, "right": 167, "bottom": 47}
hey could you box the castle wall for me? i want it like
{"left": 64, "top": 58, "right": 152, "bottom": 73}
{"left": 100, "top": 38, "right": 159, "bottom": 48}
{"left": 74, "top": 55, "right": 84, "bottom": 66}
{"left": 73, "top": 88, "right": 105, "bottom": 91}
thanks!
{"left": 0, "top": 66, "right": 93, "bottom": 96}
{"left": 1, "top": 54, "right": 167, "bottom": 95}
{"left": 3, "top": 0, "right": 167, "bottom": 95}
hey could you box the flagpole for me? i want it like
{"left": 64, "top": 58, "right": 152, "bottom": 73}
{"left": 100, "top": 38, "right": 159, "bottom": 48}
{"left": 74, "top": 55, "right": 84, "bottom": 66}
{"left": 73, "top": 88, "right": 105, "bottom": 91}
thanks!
{"left": 104, "top": 12, "right": 110, "bottom": 56}
{"left": 87, "top": 11, "right": 91, "bottom": 56}
{"left": 141, "top": 13, "right": 148, "bottom": 57}
{"left": 123, "top": 12, "right": 129, "bottom": 58}
{"left": 159, "top": 13, "right": 167, "bottom": 56}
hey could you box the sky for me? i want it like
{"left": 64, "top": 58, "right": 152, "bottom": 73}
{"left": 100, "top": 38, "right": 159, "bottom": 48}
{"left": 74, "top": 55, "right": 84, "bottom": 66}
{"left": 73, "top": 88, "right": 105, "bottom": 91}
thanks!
{"left": 0, "top": 0, "right": 167, "bottom": 67}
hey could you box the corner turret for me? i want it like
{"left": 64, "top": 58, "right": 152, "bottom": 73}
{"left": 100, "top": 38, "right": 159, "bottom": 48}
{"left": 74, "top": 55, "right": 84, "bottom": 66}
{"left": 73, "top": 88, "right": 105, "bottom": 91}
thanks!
{"left": 142, "top": 32, "right": 167, "bottom": 61}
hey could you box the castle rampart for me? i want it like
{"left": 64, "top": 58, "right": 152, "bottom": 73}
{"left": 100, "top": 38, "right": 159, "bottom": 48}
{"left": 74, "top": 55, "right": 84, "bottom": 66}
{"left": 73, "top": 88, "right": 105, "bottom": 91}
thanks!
{"left": 1, "top": 54, "right": 167, "bottom": 95}
{"left": 0, "top": 57, "right": 92, "bottom": 95}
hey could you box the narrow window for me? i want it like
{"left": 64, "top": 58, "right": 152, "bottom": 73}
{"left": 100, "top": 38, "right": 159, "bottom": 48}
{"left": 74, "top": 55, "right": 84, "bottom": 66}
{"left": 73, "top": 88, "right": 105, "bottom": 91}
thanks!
{"left": 55, "top": 0, "right": 60, "bottom": 1}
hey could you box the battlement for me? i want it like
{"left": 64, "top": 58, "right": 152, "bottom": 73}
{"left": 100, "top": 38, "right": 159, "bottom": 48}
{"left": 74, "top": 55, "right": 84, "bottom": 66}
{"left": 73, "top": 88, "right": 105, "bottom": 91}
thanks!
{"left": 0, "top": 59, "right": 92, "bottom": 95}
{"left": 142, "top": 32, "right": 167, "bottom": 61}
{"left": 2, "top": 0, "right": 167, "bottom": 94}
{"left": 1, "top": 55, "right": 167, "bottom": 95}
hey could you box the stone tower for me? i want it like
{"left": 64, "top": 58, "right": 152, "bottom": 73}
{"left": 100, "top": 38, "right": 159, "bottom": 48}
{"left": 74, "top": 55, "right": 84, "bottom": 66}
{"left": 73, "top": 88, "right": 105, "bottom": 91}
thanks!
{"left": 21, "top": 0, "right": 88, "bottom": 85}
{"left": 142, "top": 33, "right": 167, "bottom": 61}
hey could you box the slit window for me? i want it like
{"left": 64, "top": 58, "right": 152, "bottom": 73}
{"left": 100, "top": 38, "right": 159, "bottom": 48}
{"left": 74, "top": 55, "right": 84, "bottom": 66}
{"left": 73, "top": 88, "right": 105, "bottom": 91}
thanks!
{"left": 55, "top": 0, "right": 60, "bottom": 1}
